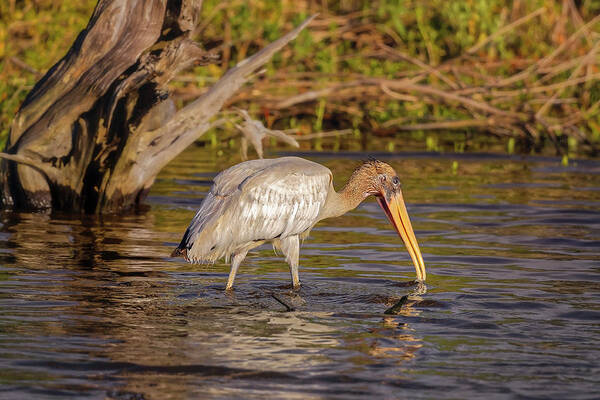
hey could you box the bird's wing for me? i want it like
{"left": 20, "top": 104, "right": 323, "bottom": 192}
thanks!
{"left": 231, "top": 159, "right": 332, "bottom": 243}
{"left": 172, "top": 160, "right": 271, "bottom": 260}
{"left": 175, "top": 157, "right": 331, "bottom": 262}
{"left": 212, "top": 158, "right": 278, "bottom": 196}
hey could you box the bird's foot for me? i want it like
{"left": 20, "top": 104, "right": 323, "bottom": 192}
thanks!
{"left": 396, "top": 281, "right": 427, "bottom": 306}
{"left": 411, "top": 280, "right": 427, "bottom": 296}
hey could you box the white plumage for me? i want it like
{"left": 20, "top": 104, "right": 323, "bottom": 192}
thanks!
{"left": 173, "top": 157, "right": 333, "bottom": 289}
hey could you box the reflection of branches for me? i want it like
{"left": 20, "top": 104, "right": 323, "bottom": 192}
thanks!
{"left": 371, "top": 316, "right": 423, "bottom": 361}
{"left": 335, "top": 282, "right": 427, "bottom": 364}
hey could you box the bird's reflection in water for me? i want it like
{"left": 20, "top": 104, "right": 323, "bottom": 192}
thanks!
{"left": 372, "top": 316, "right": 423, "bottom": 362}
{"left": 337, "top": 286, "right": 425, "bottom": 366}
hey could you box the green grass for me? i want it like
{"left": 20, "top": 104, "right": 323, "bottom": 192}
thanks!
{"left": 2, "top": 0, "right": 599, "bottom": 155}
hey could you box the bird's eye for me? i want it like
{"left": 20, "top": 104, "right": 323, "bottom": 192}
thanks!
{"left": 392, "top": 176, "right": 400, "bottom": 186}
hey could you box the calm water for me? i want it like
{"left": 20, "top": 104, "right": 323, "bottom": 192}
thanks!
{"left": 1, "top": 148, "right": 599, "bottom": 399}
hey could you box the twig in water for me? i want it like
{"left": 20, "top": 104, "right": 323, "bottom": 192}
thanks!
{"left": 271, "top": 293, "right": 295, "bottom": 312}
{"left": 384, "top": 295, "right": 409, "bottom": 315}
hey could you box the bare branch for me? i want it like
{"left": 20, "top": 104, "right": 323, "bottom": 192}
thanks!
{"left": 234, "top": 108, "right": 299, "bottom": 159}
{"left": 498, "top": 14, "right": 600, "bottom": 86}
{"left": 104, "top": 14, "right": 317, "bottom": 200}
{"left": 275, "top": 77, "right": 525, "bottom": 120}
{"left": 290, "top": 129, "right": 352, "bottom": 140}
{"left": 387, "top": 119, "right": 495, "bottom": 131}
{"left": 536, "top": 40, "right": 600, "bottom": 118}
{"left": 380, "top": 44, "right": 459, "bottom": 89}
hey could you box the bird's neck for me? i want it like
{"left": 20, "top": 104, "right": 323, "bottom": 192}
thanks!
{"left": 320, "top": 173, "right": 369, "bottom": 220}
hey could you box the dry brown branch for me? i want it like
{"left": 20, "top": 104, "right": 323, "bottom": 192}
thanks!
{"left": 8, "top": 56, "right": 41, "bottom": 77}
{"left": 537, "top": 55, "right": 593, "bottom": 84}
{"left": 380, "top": 84, "right": 419, "bottom": 102}
{"left": 380, "top": 44, "right": 459, "bottom": 89}
{"left": 388, "top": 119, "right": 496, "bottom": 131}
{"left": 290, "top": 129, "right": 352, "bottom": 140}
{"left": 536, "top": 40, "right": 600, "bottom": 118}
{"left": 129, "top": 15, "right": 317, "bottom": 186}
{"left": 498, "top": 14, "right": 600, "bottom": 86}
{"left": 492, "top": 73, "right": 600, "bottom": 97}
{"left": 274, "top": 80, "right": 369, "bottom": 108}
{"left": 379, "top": 79, "right": 525, "bottom": 119}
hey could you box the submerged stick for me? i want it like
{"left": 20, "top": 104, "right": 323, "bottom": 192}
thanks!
{"left": 271, "top": 293, "right": 295, "bottom": 312}
{"left": 384, "top": 295, "right": 409, "bottom": 315}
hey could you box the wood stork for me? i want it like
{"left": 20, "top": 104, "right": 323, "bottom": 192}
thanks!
{"left": 171, "top": 157, "right": 426, "bottom": 290}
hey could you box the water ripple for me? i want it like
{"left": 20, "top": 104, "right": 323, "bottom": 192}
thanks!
{"left": 0, "top": 150, "right": 599, "bottom": 399}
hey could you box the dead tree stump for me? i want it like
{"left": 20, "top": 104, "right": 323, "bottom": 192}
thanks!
{"left": 0, "top": 0, "right": 313, "bottom": 213}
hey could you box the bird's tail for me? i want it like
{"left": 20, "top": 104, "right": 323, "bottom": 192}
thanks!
{"left": 171, "top": 192, "right": 225, "bottom": 263}
{"left": 170, "top": 247, "right": 187, "bottom": 258}
{"left": 171, "top": 240, "right": 217, "bottom": 265}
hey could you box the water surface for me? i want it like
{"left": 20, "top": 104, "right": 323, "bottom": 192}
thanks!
{"left": 1, "top": 148, "right": 599, "bottom": 399}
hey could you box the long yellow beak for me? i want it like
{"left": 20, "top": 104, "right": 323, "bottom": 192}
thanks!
{"left": 377, "top": 190, "right": 426, "bottom": 281}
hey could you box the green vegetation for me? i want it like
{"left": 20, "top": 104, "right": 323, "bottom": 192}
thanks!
{"left": 0, "top": 0, "right": 97, "bottom": 147}
{"left": 2, "top": 0, "right": 600, "bottom": 155}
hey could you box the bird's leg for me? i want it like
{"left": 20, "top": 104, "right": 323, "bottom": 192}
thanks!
{"left": 226, "top": 251, "right": 248, "bottom": 290}
{"left": 280, "top": 235, "right": 300, "bottom": 289}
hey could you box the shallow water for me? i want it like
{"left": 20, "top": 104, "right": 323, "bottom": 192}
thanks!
{"left": 1, "top": 148, "right": 599, "bottom": 399}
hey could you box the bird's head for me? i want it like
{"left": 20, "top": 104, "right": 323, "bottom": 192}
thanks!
{"left": 352, "top": 159, "right": 426, "bottom": 282}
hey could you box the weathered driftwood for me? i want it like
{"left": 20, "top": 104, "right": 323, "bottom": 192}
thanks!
{"left": 0, "top": 0, "right": 314, "bottom": 213}
{"left": 233, "top": 109, "right": 299, "bottom": 160}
